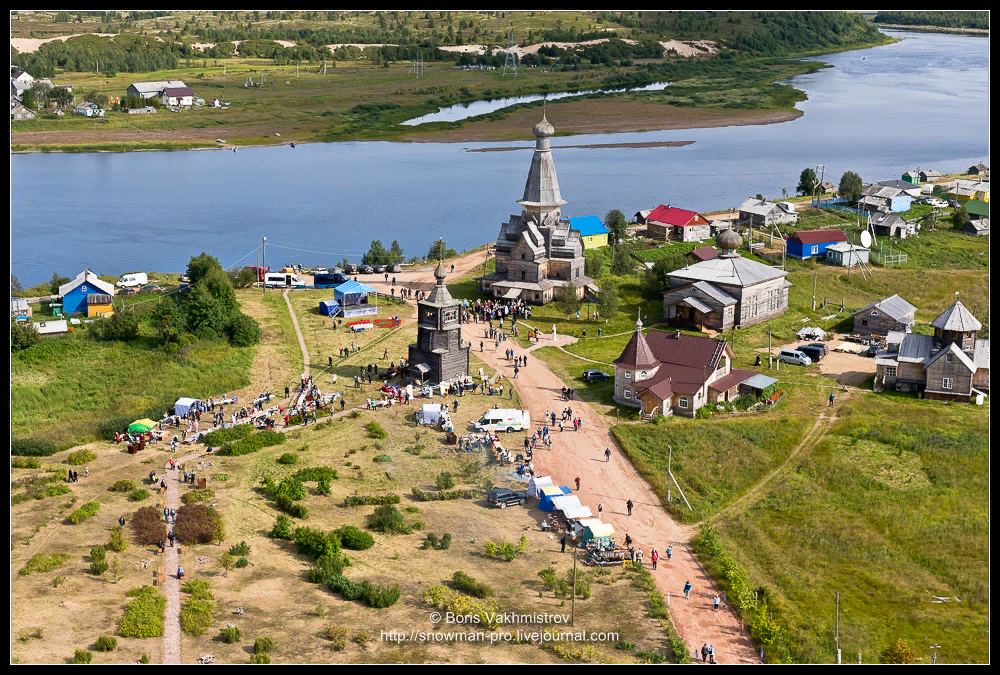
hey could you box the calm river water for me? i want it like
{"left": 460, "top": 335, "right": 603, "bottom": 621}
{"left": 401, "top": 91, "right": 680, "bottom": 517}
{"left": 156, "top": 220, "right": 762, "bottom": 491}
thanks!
{"left": 10, "top": 29, "right": 988, "bottom": 286}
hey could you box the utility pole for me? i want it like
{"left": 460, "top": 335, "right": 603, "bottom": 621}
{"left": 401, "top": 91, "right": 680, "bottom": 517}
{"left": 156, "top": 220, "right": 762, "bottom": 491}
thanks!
{"left": 929, "top": 644, "right": 941, "bottom": 664}
{"left": 768, "top": 329, "right": 772, "bottom": 369}
{"left": 812, "top": 272, "right": 817, "bottom": 311}
{"left": 571, "top": 547, "right": 577, "bottom": 627}
{"left": 835, "top": 592, "right": 841, "bottom": 664}
{"left": 813, "top": 164, "right": 826, "bottom": 208}
{"left": 503, "top": 24, "right": 517, "bottom": 78}
{"left": 262, "top": 236, "right": 267, "bottom": 294}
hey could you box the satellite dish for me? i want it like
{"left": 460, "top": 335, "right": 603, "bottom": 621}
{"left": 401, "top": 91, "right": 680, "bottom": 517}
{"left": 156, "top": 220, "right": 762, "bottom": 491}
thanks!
{"left": 860, "top": 231, "right": 872, "bottom": 248}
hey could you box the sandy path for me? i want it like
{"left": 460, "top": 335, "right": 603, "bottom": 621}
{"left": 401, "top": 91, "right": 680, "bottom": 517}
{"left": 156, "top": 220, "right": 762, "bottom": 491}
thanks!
{"left": 283, "top": 288, "right": 311, "bottom": 379}
{"left": 161, "top": 449, "right": 203, "bottom": 664}
{"left": 472, "top": 326, "right": 760, "bottom": 664}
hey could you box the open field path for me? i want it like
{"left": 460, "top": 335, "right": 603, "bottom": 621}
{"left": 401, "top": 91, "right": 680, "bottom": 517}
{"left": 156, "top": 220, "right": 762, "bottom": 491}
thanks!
{"left": 162, "top": 449, "right": 204, "bottom": 664}
{"left": 472, "top": 325, "right": 760, "bottom": 664}
{"left": 283, "top": 288, "right": 310, "bottom": 379}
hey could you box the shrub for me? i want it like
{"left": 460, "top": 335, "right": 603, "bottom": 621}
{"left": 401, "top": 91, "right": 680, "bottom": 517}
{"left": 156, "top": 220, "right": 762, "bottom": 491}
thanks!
{"left": 140, "top": 653, "right": 150, "bottom": 664}
{"left": 129, "top": 488, "right": 150, "bottom": 502}
{"left": 228, "top": 541, "right": 251, "bottom": 556}
{"left": 372, "top": 454, "right": 392, "bottom": 463}
{"left": 11, "top": 438, "right": 59, "bottom": 457}
{"left": 453, "top": 571, "right": 495, "bottom": 599}
{"left": 336, "top": 525, "right": 375, "bottom": 551}
{"left": 366, "top": 421, "right": 388, "bottom": 439}
{"left": 278, "top": 452, "right": 299, "bottom": 465}
{"left": 132, "top": 506, "right": 167, "bottom": 545}
{"left": 67, "top": 449, "right": 96, "bottom": 466}
{"left": 440, "top": 533, "right": 452, "bottom": 550}
{"left": 235, "top": 557, "right": 249, "bottom": 568}
{"left": 11, "top": 456, "right": 42, "bottom": 469}
{"left": 253, "top": 636, "right": 276, "bottom": 654}
{"left": 327, "top": 626, "right": 348, "bottom": 650}
{"left": 119, "top": 586, "right": 166, "bottom": 638}
{"left": 353, "top": 630, "right": 371, "bottom": 645}
{"left": 213, "top": 473, "right": 230, "bottom": 481}
{"left": 436, "top": 472, "right": 456, "bottom": 490}
{"left": 411, "top": 487, "right": 478, "bottom": 502}
{"left": 327, "top": 576, "right": 401, "bottom": 608}
{"left": 316, "top": 477, "right": 332, "bottom": 495}
{"left": 308, "top": 553, "right": 347, "bottom": 584}
{"left": 68, "top": 501, "right": 100, "bottom": 524}
{"left": 181, "top": 488, "right": 215, "bottom": 504}
{"left": 202, "top": 425, "right": 253, "bottom": 446}
{"left": 424, "top": 533, "right": 439, "bottom": 549}
{"left": 19, "top": 552, "right": 71, "bottom": 576}
{"left": 538, "top": 568, "right": 558, "bottom": 591}
{"left": 74, "top": 649, "right": 93, "bottom": 664}
{"left": 90, "top": 546, "right": 109, "bottom": 575}
{"left": 636, "top": 649, "right": 666, "bottom": 664}
{"left": 366, "top": 504, "right": 410, "bottom": 534}
{"left": 108, "top": 525, "right": 128, "bottom": 552}
{"left": 484, "top": 541, "right": 498, "bottom": 557}
{"left": 216, "top": 430, "right": 285, "bottom": 456}
{"left": 226, "top": 313, "right": 261, "bottom": 347}
{"left": 109, "top": 479, "right": 137, "bottom": 492}
{"left": 294, "top": 467, "right": 339, "bottom": 482}
{"left": 293, "top": 526, "right": 342, "bottom": 560}
{"left": 270, "top": 514, "right": 294, "bottom": 540}
{"left": 94, "top": 635, "right": 117, "bottom": 652}
{"left": 343, "top": 494, "right": 400, "bottom": 507}
{"left": 250, "top": 652, "right": 271, "bottom": 664}
{"left": 175, "top": 503, "right": 222, "bottom": 545}
{"left": 219, "top": 626, "right": 242, "bottom": 643}
{"left": 616, "top": 640, "right": 636, "bottom": 651}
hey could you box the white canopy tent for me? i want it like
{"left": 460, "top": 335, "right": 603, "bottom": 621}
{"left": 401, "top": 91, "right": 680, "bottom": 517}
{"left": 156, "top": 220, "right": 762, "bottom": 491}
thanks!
{"left": 550, "top": 494, "right": 593, "bottom": 520}
{"left": 417, "top": 404, "right": 442, "bottom": 425}
{"left": 526, "top": 476, "right": 553, "bottom": 498}
{"left": 174, "top": 397, "right": 200, "bottom": 417}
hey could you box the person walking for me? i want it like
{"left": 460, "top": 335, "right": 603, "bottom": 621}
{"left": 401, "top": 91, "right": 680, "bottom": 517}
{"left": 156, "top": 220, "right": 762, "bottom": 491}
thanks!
{"left": 574, "top": 476, "right": 581, "bottom": 491}
{"left": 708, "top": 645, "right": 716, "bottom": 664}
{"left": 604, "top": 448, "right": 611, "bottom": 462}
{"left": 666, "top": 545, "right": 673, "bottom": 561}
{"left": 84, "top": 465, "right": 89, "bottom": 477}
{"left": 701, "top": 644, "right": 709, "bottom": 663}
{"left": 713, "top": 594, "right": 721, "bottom": 612}
{"left": 651, "top": 549, "right": 659, "bottom": 570}
{"left": 168, "top": 532, "right": 175, "bottom": 548}
{"left": 626, "top": 499, "right": 634, "bottom": 516}
{"left": 624, "top": 533, "right": 632, "bottom": 548}
{"left": 513, "top": 366, "right": 519, "bottom": 379}
{"left": 119, "top": 516, "right": 126, "bottom": 528}
{"left": 597, "top": 503, "right": 603, "bottom": 518}
{"left": 683, "top": 581, "right": 692, "bottom": 599}
{"left": 829, "top": 392, "right": 835, "bottom": 407}
{"left": 560, "top": 536, "right": 567, "bottom": 553}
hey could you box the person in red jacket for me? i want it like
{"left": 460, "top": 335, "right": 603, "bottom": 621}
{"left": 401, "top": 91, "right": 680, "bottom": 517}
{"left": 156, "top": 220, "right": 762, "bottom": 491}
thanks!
{"left": 574, "top": 476, "right": 581, "bottom": 491}
{"left": 651, "top": 549, "right": 659, "bottom": 570}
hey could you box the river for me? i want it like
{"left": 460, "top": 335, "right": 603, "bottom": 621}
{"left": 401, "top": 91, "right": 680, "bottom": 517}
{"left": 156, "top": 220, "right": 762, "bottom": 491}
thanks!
{"left": 10, "top": 30, "right": 988, "bottom": 286}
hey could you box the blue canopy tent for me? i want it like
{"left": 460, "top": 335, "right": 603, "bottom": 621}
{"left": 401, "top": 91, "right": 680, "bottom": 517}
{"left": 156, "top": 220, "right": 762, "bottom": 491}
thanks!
{"left": 538, "top": 485, "right": 573, "bottom": 512}
{"left": 333, "top": 280, "right": 378, "bottom": 318}
{"left": 319, "top": 300, "right": 340, "bottom": 317}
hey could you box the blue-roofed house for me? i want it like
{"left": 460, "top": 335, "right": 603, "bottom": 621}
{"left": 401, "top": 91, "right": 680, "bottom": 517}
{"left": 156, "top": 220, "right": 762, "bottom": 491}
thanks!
{"left": 568, "top": 215, "right": 608, "bottom": 249}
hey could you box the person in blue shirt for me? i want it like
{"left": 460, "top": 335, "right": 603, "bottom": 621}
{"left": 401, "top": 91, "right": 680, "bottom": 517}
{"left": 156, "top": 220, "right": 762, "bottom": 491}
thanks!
{"left": 683, "top": 581, "right": 692, "bottom": 599}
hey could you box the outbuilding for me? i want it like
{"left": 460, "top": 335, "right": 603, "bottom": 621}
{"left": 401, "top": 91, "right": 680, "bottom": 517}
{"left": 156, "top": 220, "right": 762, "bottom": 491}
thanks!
{"left": 738, "top": 198, "right": 799, "bottom": 226}
{"left": 825, "top": 242, "right": 870, "bottom": 268}
{"left": 645, "top": 205, "right": 711, "bottom": 242}
{"left": 58, "top": 270, "right": 116, "bottom": 316}
{"left": 568, "top": 215, "right": 609, "bottom": 249}
{"left": 852, "top": 295, "right": 916, "bottom": 336}
{"left": 787, "top": 229, "right": 848, "bottom": 260}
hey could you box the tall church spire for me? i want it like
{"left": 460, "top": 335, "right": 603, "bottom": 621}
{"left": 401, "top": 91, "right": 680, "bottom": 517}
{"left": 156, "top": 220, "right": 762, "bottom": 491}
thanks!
{"left": 519, "top": 108, "right": 566, "bottom": 214}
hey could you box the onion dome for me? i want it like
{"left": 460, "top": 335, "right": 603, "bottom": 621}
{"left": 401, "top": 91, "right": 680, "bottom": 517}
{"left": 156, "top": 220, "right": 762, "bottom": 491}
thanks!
{"left": 532, "top": 111, "right": 555, "bottom": 138}
{"left": 434, "top": 260, "right": 447, "bottom": 282}
{"left": 716, "top": 228, "right": 743, "bottom": 256}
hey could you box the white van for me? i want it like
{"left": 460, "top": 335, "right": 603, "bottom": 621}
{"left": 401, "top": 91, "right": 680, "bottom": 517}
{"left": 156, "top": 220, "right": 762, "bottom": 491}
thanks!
{"left": 116, "top": 272, "right": 148, "bottom": 288}
{"left": 778, "top": 348, "right": 812, "bottom": 366}
{"left": 475, "top": 409, "right": 531, "bottom": 433}
{"left": 264, "top": 272, "right": 305, "bottom": 289}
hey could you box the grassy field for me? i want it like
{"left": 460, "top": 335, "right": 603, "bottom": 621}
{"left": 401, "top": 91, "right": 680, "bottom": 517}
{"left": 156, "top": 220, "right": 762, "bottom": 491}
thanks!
{"left": 705, "top": 393, "right": 989, "bottom": 663}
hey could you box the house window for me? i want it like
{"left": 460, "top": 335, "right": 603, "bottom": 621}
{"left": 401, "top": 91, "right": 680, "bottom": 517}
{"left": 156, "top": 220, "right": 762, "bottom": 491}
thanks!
{"left": 678, "top": 397, "right": 688, "bottom": 409}
{"left": 521, "top": 254, "right": 526, "bottom": 260}
{"left": 885, "top": 366, "right": 897, "bottom": 378}
{"left": 639, "top": 371, "right": 647, "bottom": 380}
{"left": 624, "top": 371, "right": 631, "bottom": 379}
{"left": 942, "top": 378, "right": 953, "bottom": 390}
{"left": 811, "top": 245, "right": 819, "bottom": 254}
{"left": 861, "top": 319, "right": 868, "bottom": 327}
{"left": 946, "top": 354, "right": 953, "bottom": 364}
{"left": 624, "top": 389, "right": 632, "bottom": 399}
{"left": 521, "top": 271, "right": 526, "bottom": 281}
{"left": 871, "top": 310, "right": 880, "bottom": 316}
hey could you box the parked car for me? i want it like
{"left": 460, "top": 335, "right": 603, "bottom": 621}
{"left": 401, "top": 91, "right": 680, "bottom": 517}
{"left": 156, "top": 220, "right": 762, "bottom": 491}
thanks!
{"left": 372, "top": 264, "right": 385, "bottom": 274}
{"left": 358, "top": 265, "right": 373, "bottom": 274}
{"left": 947, "top": 199, "right": 960, "bottom": 208}
{"left": 487, "top": 488, "right": 529, "bottom": 509}
{"left": 865, "top": 344, "right": 880, "bottom": 358}
{"left": 179, "top": 275, "right": 190, "bottom": 283}
{"left": 141, "top": 284, "right": 166, "bottom": 293}
{"left": 778, "top": 348, "right": 812, "bottom": 366}
{"left": 582, "top": 369, "right": 610, "bottom": 383}
{"left": 387, "top": 263, "right": 402, "bottom": 273}
{"left": 120, "top": 287, "right": 138, "bottom": 296}
{"left": 928, "top": 198, "right": 948, "bottom": 208}
{"left": 914, "top": 197, "right": 929, "bottom": 205}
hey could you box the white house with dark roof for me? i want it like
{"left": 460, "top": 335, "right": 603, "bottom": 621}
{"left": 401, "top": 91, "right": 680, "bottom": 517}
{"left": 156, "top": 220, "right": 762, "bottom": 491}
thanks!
{"left": 127, "top": 80, "right": 187, "bottom": 99}
{"left": 160, "top": 86, "right": 194, "bottom": 107}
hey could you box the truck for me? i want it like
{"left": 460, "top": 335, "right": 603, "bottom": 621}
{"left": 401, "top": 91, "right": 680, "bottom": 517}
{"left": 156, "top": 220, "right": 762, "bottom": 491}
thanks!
{"left": 474, "top": 409, "right": 531, "bottom": 433}
{"left": 116, "top": 272, "right": 148, "bottom": 288}
{"left": 263, "top": 272, "right": 306, "bottom": 289}
{"left": 247, "top": 265, "right": 270, "bottom": 281}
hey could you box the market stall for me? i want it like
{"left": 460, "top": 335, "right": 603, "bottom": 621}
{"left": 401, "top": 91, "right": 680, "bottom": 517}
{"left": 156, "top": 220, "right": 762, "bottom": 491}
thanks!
{"left": 539, "top": 485, "right": 573, "bottom": 512}
{"left": 526, "top": 476, "right": 553, "bottom": 498}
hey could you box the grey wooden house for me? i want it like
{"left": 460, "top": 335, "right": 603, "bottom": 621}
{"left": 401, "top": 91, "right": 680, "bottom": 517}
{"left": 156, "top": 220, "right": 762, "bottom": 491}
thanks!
{"left": 852, "top": 295, "right": 916, "bottom": 336}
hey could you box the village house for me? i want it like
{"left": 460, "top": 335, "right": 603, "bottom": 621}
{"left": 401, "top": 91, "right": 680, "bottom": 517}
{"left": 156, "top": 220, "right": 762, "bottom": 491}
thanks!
{"left": 633, "top": 208, "right": 653, "bottom": 225}
{"left": 612, "top": 318, "right": 759, "bottom": 417}
{"left": 662, "top": 229, "right": 790, "bottom": 332}
{"left": 567, "top": 216, "right": 609, "bottom": 249}
{"left": 476, "top": 112, "right": 594, "bottom": 305}
{"left": 689, "top": 245, "right": 719, "bottom": 262}
{"left": 127, "top": 106, "right": 157, "bottom": 114}
{"left": 919, "top": 169, "right": 942, "bottom": 182}
{"left": 126, "top": 80, "right": 188, "bottom": 99}
{"left": 874, "top": 297, "right": 988, "bottom": 402}
{"left": 901, "top": 171, "right": 920, "bottom": 185}
{"left": 786, "top": 229, "right": 847, "bottom": 260}
{"left": 876, "top": 179, "right": 922, "bottom": 198}
{"left": 644, "top": 205, "right": 711, "bottom": 242}
{"left": 859, "top": 184, "right": 913, "bottom": 213}
{"left": 870, "top": 211, "right": 916, "bottom": 239}
{"left": 820, "top": 181, "right": 837, "bottom": 195}
{"left": 962, "top": 218, "right": 989, "bottom": 236}
{"left": 73, "top": 102, "right": 105, "bottom": 118}
{"left": 966, "top": 163, "right": 988, "bottom": 176}
{"left": 852, "top": 294, "right": 916, "bottom": 336}
{"left": 160, "top": 86, "right": 195, "bottom": 107}
{"left": 950, "top": 179, "right": 989, "bottom": 203}
{"left": 11, "top": 98, "right": 35, "bottom": 121}
{"left": 58, "top": 270, "right": 116, "bottom": 317}
{"left": 825, "top": 242, "right": 870, "bottom": 268}
{"left": 738, "top": 198, "right": 798, "bottom": 226}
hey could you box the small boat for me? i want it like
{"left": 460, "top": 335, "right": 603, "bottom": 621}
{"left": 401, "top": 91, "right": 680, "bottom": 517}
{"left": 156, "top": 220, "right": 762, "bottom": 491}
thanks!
{"left": 290, "top": 143, "right": 295, "bottom": 148}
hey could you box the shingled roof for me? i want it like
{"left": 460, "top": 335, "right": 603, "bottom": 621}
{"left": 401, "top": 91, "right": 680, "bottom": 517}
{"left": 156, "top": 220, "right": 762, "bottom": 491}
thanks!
{"left": 614, "top": 320, "right": 658, "bottom": 369}
{"left": 931, "top": 299, "right": 982, "bottom": 332}
{"left": 789, "top": 229, "right": 848, "bottom": 245}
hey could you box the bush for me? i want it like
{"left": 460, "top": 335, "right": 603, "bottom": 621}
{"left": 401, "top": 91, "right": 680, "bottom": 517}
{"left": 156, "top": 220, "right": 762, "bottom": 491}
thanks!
{"left": 68, "top": 501, "right": 100, "bottom": 524}
{"left": 90, "top": 546, "right": 108, "bottom": 575}
{"left": 294, "top": 467, "right": 339, "bottom": 482}
{"left": 108, "top": 525, "right": 128, "bottom": 552}
{"left": 212, "top": 473, "right": 230, "bottom": 481}
{"left": 140, "top": 653, "right": 150, "bottom": 664}
{"left": 366, "top": 504, "right": 410, "bottom": 534}
{"left": 343, "top": 494, "right": 400, "bottom": 507}
{"left": 327, "top": 575, "right": 400, "bottom": 608}
{"left": 132, "top": 506, "right": 167, "bottom": 545}
{"left": 175, "top": 503, "right": 222, "bottom": 545}
{"left": 129, "top": 488, "right": 150, "bottom": 502}
{"left": 11, "top": 456, "right": 42, "bottom": 469}
{"left": 308, "top": 553, "right": 347, "bottom": 584}
{"left": 484, "top": 541, "right": 498, "bottom": 557}
{"left": 94, "top": 635, "right": 117, "bottom": 652}
{"left": 327, "top": 626, "right": 348, "bottom": 650}
{"left": 436, "top": 472, "right": 456, "bottom": 490}
{"left": 19, "top": 552, "right": 71, "bottom": 576}
{"left": 225, "top": 313, "right": 262, "bottom": 347}
{"left": 253, "top": 636, "right": 276, "bottom": 654}
{"left": 11, "top": 438, "right": 59, "bottom": 457}
{"left": 220, "top": 626, "right": 242, "bottom": 643}
{"left": 270, "top": 514, "right": 294, "bottom": 540}
{"left": 202, "top": 425, "right": 253, "bottom": 446}
{"left": 250, "top": 652, "right": 271, "bottom": 664}
{"left": 119, "top": 586, "right": 166, "bottom": 638}
{"left": 411, "top": 487, "right": 478, "bottom": 502}
{"left": 180, "top": 584, "right": 215, "bottom": 636}
{"left": 216, "top": 430, "right": 285, "bottom": 457}
{"left": 372, "top": 454, "right": 392, "bottom": 463}
{"left": 181, "top": 488, "right": 215, "bottom": 504}
{"left": 110, "top": 479, "right": 137, "bottom": 493}
{"left": 67, "top": 449, "right": 96, "bottom": 466}
{"left": 74, "top": 649, "right": 93, "bottom": 664}
{"left": 336, "top": 525, "right": 375, "bottom": 551}
{"left": 278, "top": 452, "right": 299, "bottom": 465}
{"left": 293, "top": 526, "right": 342, "bottom": 560}
{"left": 228, "top": 541, "right": 251, "bottom": 556}
{"left": 453, "top": 571, "right": 495, "bottom": 599}
{"left": 366, "top": 421, "right": 388, "bottom": 439}
{"left": 316, "top": 477, "right": 332, "bottom": 495}
{"left": 440, "top": 533, "right": 452, "bottom": 550}
{"left": 235, "top": 556, "right": 249, "bottom": 568}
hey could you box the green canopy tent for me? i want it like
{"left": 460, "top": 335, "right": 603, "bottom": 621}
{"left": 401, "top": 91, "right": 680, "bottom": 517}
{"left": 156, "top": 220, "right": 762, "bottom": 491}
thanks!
{"left": 128, "top": 419, "right": 157, "bottom": 433}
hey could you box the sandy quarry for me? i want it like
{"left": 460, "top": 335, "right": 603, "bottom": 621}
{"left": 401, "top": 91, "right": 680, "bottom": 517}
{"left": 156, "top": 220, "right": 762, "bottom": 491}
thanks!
{"left": 437, "top": 38, "right": 718, "bottom": 58}
{"left": 12, "top": 33, "right": 119, "bottom": 52}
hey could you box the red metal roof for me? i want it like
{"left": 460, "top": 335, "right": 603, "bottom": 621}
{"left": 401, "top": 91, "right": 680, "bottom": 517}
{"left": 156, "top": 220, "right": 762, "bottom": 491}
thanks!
{"left": 690, "top": 246, "right": 719, "bottom": 261}
{"left": 789, "top": 229, "right": 847, "bottom": 245}
{"left": 646, "top": 205, "right": 704, "bottom": 227}
{"left": 613, "top": 329, "right": 659, "bottom": 370}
